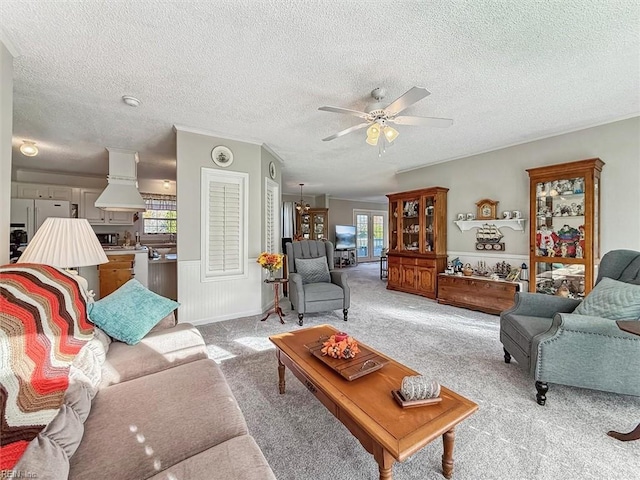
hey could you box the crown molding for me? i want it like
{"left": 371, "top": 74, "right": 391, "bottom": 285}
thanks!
{"left": 261, "top": 143, "right": 285, "bottom": 165}
{"left": 397, "top": 114, "right": 640, "bottom": 174}
{"left": 173, "top": 124, "right": 262, "bottom": 146}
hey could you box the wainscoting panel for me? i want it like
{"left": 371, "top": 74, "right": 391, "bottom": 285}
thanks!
{"left": 148, "top": 260, "right": 177, "bottom": 300}
{"left": 178, "top": 260, "right": 263, "bottom": 324}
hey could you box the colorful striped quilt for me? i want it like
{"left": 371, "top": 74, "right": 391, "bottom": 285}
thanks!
{"left": 0, "top": 264, "right": 93, "bottom": 470}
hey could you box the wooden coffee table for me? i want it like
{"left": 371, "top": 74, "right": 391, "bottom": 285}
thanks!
{"left": 269, "top": 325, "right": 478, "bottom": 479}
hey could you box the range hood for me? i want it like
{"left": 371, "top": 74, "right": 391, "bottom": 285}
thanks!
{"left": 94, "top": 148, "right": 146, "bottom": 212}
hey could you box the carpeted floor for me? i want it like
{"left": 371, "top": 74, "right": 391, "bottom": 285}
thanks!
{"left": 196, "top": 262, "right": 639, "bottom": 480}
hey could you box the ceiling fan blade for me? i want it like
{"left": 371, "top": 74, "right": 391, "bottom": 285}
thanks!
{"left": 318, "top": 106, "right": 369, "bottom": 119}
{"left": 383, "top": 87, "right": 431, "bottom": 116}
{"left": 392, "top": 115, "right": 453, "bottom": 128}
{"left": 322, "top": 122, "right": 370, "bottom": 141}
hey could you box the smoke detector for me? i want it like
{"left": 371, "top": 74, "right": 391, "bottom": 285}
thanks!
{"left": 122, "top": 95, "right": 141, "bottom": 107}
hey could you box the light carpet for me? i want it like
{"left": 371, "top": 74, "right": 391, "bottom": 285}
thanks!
{"left": 196, "top": 262, "right": 639, "bottom": 480}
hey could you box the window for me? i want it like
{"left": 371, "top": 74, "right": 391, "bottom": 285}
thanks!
{"left": 201, "top": 168, "right": 248, "bottom": 280}
{"left": 142, "top": 194, "right": 177, "bottom": 234}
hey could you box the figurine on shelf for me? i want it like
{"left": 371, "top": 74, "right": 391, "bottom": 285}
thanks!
{"left": 536, "top": 226, "right": 558, "bottom": 256}
{"left": 560, "top": 243, "right": 568, "bottom": 257}
{"left": 576, "top": 244, "right": 583, "bottom": 259}
{"left": 546, "top": 241, "right": 556, "bottom": 257}
{"left": 573, "top": 178, "right": 584, "bottom": 194}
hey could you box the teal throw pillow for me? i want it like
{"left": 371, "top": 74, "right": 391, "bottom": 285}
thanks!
{"left": 88, "top": 279, "right": 180, "bottom": 345}
{"left": 295, "top": 257, "right": 331, "bottom": 284}
{"left": 573, "top": 277, "right": 640, "bottom": 320}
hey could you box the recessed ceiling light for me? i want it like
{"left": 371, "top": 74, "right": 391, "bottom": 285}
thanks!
{"left": 122, "top": 95, "right": 141, "bottom": 107}
{"left": 20, "top": 141, "right": 38, "bottom": 157}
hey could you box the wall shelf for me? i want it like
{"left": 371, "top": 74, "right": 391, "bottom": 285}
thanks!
{"left": 454, "top": 219, "right": 527, "bottom": 232}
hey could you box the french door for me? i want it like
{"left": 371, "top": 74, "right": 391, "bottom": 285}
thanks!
{"left": 354, "top": 210, "right": 387, "bottom": 262}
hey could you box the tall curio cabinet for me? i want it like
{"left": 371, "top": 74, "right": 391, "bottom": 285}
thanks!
{"left": 526, "top": 158, "right": 604, "bottom": 297}
{"left": 297, "top": 208, "right": 329, "bottom": 240}
{"left": 386, "top": 187, "right": 448, "bottom": 299}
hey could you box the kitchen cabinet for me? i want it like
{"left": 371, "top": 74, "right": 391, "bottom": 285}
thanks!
{"left": 99, "top": 254, "right": 135, "bottom": 298}
{"left": 80, "top": 188, "right": 134, "bottom": 225}
{"left": 386, "top": 186, "right": 448, "bottom": 299}
{"left": 16, "top": 182, "right": 73, "bottom": 201}
{"left": 526, "top": 158, "right": 603, "bottom": 297}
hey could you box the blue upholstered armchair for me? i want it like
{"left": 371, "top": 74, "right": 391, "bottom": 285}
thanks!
{"left": 286, "top": 240, "right": 350, "bottom": 326}
{"left": 500, "top": 250, "right": 640, "bottom": 405}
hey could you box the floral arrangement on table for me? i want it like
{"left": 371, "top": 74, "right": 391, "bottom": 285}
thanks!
{"left": 321, "top": 332, "right": 360, "bottom": 359}
{"left": 257, "top": 252, "right": 284, "bottom": 280}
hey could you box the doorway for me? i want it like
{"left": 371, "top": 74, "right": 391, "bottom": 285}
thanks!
{"left": 354, "top": 210, "right": 387, "bottom": 262}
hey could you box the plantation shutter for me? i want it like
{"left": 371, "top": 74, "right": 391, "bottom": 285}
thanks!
{"left": 201, "top": 168, "right": 248, "bottom": 280}
{"left": 265, "top": 179, "right": 280, "bottom": 253}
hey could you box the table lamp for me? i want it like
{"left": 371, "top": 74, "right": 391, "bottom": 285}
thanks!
{"left": 17, "top": 217, "right": 109, "bottom": 293}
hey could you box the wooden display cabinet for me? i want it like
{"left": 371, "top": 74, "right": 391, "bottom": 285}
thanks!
{"left": 386, "top": 187, "right": 448, "bottom": 299}
{"left": 526, "top": 158, "right": 604, "bottom": 297}
{"left": 297, "top": 208, "right": 328, "bottom": 241}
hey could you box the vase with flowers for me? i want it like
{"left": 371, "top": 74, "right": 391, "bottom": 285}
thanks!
{"left": 257, "top": 252, "right": 284, "bottom": 281}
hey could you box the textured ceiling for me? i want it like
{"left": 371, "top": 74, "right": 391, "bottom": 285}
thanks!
{"left": 1, "top": 1, "right": 638, "bottom": 201}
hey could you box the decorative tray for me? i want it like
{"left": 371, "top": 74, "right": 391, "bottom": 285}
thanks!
{"left": 392, "top": 390, "right": 442, "bottom": 408}
{"left": 304, "top": 339, "right": 388, "bottom": 381}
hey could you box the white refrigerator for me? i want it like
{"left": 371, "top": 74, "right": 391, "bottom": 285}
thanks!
{"left": 10, "top": 198, "right": 71, "bottom": 243}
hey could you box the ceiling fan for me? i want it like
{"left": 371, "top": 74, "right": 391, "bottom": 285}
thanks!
{"left": 318, "top": 87, "right": 453, "bottom": 148}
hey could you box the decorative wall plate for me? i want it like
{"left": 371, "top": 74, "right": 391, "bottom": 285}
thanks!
{"left": 269, "top": 161, "right": 276, "bottom": 179}
{"left": 211, "top": 145, "right": 234, "bottom": 167}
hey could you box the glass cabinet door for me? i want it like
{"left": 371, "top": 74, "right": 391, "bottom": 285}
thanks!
{"left": 389, "top": 200, "right": 400, "bottom": 251}
{"left": 313, "top": 212, "right": 325, "bottom": 240}
{"left": 300, "top": 213, "right": 311, "bottom": 239}
{"left": 424, "top": 195, "right": 435, "bottom": 252}
{"left": 402, "top": 198, "right": 420, "bottom": 252}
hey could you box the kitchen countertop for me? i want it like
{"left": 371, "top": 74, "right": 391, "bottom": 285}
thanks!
{"left": 149, "top": 253, "right": 177, "bottom": 264}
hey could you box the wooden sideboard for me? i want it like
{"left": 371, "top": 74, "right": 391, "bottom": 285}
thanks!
{"left": 437, "top": 274, "right": 520, "bottom": 315}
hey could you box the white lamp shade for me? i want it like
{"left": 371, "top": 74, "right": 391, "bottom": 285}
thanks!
{"left": 17, "top": 218, "right": 109, "bottom": 268}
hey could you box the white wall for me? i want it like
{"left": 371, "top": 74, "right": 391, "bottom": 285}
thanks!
{"left": 175, "top": 126, "right": 275, "bottom": 323}
{"left": 0, "top": 37, "right": 15, "bottom": 264}
{"left": 395, "top": 117, "right": 640, "bottom": 268}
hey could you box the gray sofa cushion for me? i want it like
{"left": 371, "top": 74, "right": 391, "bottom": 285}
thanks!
{"left": 573, "top": 277, "right": 640, "bottom": 319}
{"left": 147, "top": 435, "right": 276, "bottom": 480}
{"left": 304, "top": 282, "right": 345, "bottom": 303}
{"left": 500, "top": 314, "right": 553, "bottom": 356}
{"left": 100, "top": 323, "right": 208, "bottom": 387}
{"left": 69, "top": 359, "right": 248, "bottom": 480}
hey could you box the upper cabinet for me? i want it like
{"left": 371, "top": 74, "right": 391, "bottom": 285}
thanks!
{"left": 386, "top": 187, "right": 448, "bottom": 299}
{"left": 387, "top": 187, "right": 448, "bottom": 255}
{"left": 80, "top": 188, "right": 134, "bottom": 225}
{"left": 16, "top": 182, "right": 73, "bottom": 201}
{"left": 297, "top": 208, "right": 329, "bottom": 241}
{"left": 527, "top": 158, "right": 604, "bottom": 298}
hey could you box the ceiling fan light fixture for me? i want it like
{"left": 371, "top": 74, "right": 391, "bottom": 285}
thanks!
{"left": 20, "top": 141, "right": 39, "bottom": 157}
{"left": 366, "top": 123, "right": 380, "bottom": 145}
{"left": 383, "top": 126, "right": 399, "bottom": 143}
